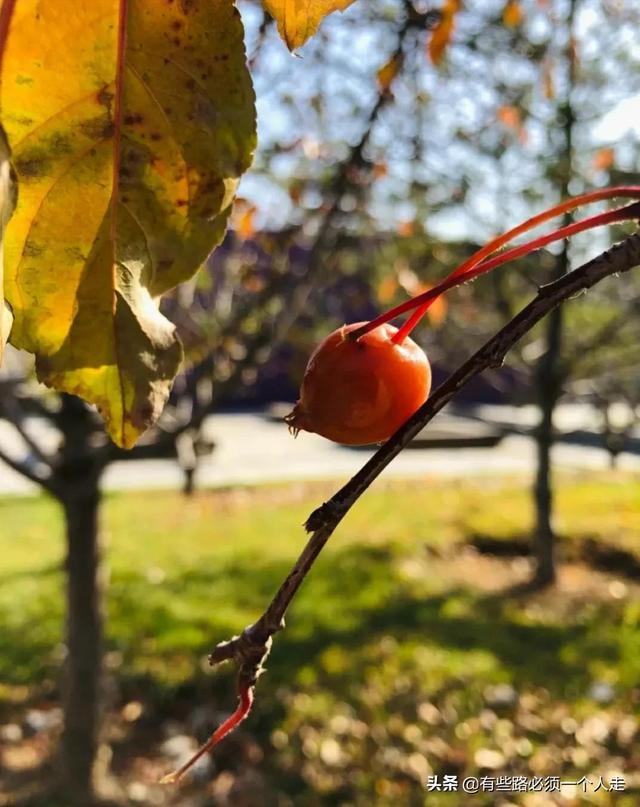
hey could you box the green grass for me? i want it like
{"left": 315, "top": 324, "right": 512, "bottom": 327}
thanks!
{"left": 1, "top": 472, "right": 639, "bottom": 805}
{"left": 0, "top": 472, "right": 638, "bottom": 691}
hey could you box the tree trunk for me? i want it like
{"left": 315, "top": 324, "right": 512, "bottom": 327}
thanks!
{"left": 176, "top": 429, "right": 198, "bottom": 497}
{"left": 531, "top": 225, "right": 570, "bottom": 588}
{"left": 530, "top": 0, "right": 577, "bottom": 589}
{"left": 533, "top": 309, "right": 562, "bottom": 587}
{"left": 60, "top": 482, "right": 104, "bottom": 805}
{"left": 54, "top": 394, "right": 107, "bottom": 805}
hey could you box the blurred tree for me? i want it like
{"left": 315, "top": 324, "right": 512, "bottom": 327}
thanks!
{"left": 238, "top": 0, "right": 640, "bottom": 586}
{"left": 0, "top": 10, "right": 432, "bottom": 793}
{"left": 416, "top": 0, "right": 640, "bottom": 586}
{"left": 1, "top": 0, "right": 639, "bottom": 798}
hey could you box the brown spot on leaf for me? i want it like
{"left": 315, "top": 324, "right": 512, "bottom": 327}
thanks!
{"left": 23, "top": 241, "right": 44, "bottom": 258}
{"left": 14, "top": 149, "right": 51, "bottom": 178}
{"left": 78, "top": 115, "right": 114, "bottom": 141}
{"left": 97, "top": 86, "right": 114, "bottom": 108}
{"left": 136, "top": 403, "right": 155, "bottom": 425}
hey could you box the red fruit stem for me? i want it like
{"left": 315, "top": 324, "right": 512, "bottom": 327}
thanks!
{"left": 348, "top": 186, "right": 640, "bottom": 343}
{"left": 160, "top": 684, "right": 255, "bottom": 785}
{"left": 391, "top": 200, "right": 640, "bottom": 343}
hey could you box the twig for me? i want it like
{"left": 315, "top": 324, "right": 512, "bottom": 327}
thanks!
{"left": 563, "top": 297, "right": 640, "bottom": 376}
{"left": 0, "top": 394, "right": 54, "bottom": 467}
{"left": 0, "top": 443, "right": 59, "bottom": 496}
{"left": 207, "top": 231, "right": 640, "bottom": 705}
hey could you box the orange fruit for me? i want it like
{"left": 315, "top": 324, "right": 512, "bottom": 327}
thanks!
{"left": 286, "top": 322, "right": 431, "bottom": 445}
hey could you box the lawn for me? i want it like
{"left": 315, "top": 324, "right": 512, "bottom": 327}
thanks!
{"left": 0, "top": 472, "right": 639, "bottom": 806}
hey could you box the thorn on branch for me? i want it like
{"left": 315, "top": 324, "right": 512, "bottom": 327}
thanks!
{"left": 486, "top": 345, "right": 507, "bottom": 369}
{"left": 304, "top": 499, "right": 346, "bottom": 533}
{"left": 209, "top": 626, "right": 274, "bottom": 685}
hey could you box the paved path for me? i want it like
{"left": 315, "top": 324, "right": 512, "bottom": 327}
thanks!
{"left": 0, "top": 407, "right": 637, "bottom": 496}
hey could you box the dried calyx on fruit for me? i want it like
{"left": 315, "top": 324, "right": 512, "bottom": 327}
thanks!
{"left": 285, "top": 322, "right": 431, "bottom": 445}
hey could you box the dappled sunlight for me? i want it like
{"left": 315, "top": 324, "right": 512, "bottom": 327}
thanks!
{"left": 0, "top": 476, "right": 639, "bottom": 804}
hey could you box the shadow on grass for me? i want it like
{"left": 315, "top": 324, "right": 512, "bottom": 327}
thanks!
{"left": 108, "top": 543, "right": 633, "bottom": 698}
{"left": 0, "top": 541, "right": 634, "bottom": 700}
{"left": 0, "top": 562, "right": 61, "bottom": 587}
{"left": 469, "top": 531, "right": 640, "bottom": 580}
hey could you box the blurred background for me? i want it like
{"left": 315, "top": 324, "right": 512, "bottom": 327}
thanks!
{"left": 1, "top": 0, "right": 639, "bottom": 805}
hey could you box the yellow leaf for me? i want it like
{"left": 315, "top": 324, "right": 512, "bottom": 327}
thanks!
{"left": 233, "top": 200, "right": 258, "bottom": 240}
{"left": 372, "top": 162, "right": 388, "bottom": 179}
{"left": 423, "top": 286, "right": 448, "bottom": 326}
{"left": 427, "top": 0, "right": 460, "bottom": 66}
{"left": 262, "top": 0, "right": 356, "bottom": 50}
{"left": 396, "top": 267, "right": 448, "bottom": 327}
{"left": 0, "top": 125, "right": 16, "bottom": 362}
{"left": 377, "top": 275, "right": 398, "bottom": 304}
{"left": 376, "top": 55, "right": 401, "bottom": 93}
{"left": 542, "top": 57, "right": 555, "bottom": 99}
{"left": 497, "top": 104, "right": 522, "bottom": 130}
{"left": 592, "top": 147, "right": 615, "bottom": 172}
{"left": 1, "top": 0, "right": 256, "bottom": 447}
{"left": 503, "top": 0, "right": 523, "bottom": 27}
{"left": 497, "top": 105, "right": 528, "bottom": 144}
{"left": 289, "top": 182, "right": 303, "bottom": 203}
{"left": 397, "top": 220, "right": 415, "bottom": 237}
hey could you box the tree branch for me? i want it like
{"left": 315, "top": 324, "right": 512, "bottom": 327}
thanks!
{"left": 208, "top": 232, "right": 640, "bottom": 690}
{"left": 563, "top": 297, "right": 640, "bottom": 376}
{"left": 0, "top": 391, "right": 54, "bottom": 467}
{"left": 0, "top": 443, "right": 59, "bottom": 496}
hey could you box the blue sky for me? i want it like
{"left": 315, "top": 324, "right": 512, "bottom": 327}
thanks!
{"left": 237, "top": 0, "right": 640, "bottom": 245}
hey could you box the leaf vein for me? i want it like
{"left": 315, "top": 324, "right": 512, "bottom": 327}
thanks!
{"left": 14, "top": 137, "right": 110, "bottom": 283}
{"left": 128, "top": 47, "right": 211, "bottom": 100}
{"left": 125, "top": 62, "right": 191, "bottom": 211}
{"left": 10, "top": 88, "right": 108, "bottom": 152}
